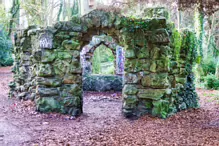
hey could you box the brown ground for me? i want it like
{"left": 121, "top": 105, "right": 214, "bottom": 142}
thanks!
{"left": 0, "top": 67, "right": 219, "bottom": 146}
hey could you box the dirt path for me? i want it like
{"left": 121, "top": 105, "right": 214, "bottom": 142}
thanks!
{"left": 0, "top": 67, "right": 219, "bottom": 146}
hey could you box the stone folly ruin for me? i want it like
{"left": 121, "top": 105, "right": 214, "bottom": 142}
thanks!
{"left": 9, "top": 9, "right": 199, "bottom": 119}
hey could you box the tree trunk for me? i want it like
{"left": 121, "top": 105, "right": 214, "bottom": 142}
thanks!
{"left": 57, "top": 0, "right": 63, "bottom": 21}
{"left": 194, "top": 0, "right": 204, "bottom": 59}
{"left": 71, "top": 0, "right": 79, "bottom": 16}
{"left": 206, "top": 13, "right": 215, "bottom": 59}
{"left": 8, "top": 0, "right": 20, "bottom": 37}
{"left": 216, "top": 57, "right": 219, "bottom": 79}
{"left": 177, "top": 9, "right": 182, "bottom": 30}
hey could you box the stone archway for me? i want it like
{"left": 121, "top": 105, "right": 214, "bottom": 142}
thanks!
{"left": 80, "top": 34, "right": 124, "bottom": 76}
{"left": 10, "top": 9, "right": 199, "bottom": 119}
{"left": 80, "top": 35, "right": 124, "bottom": 92}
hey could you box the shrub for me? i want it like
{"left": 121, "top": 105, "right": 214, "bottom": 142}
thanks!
{"left": 201, "top": 57, "right": 217, "bottom": 75}
{"left": 0, "top": 54, "right": 13, "bottom": 66}
{"left": 205, "top": 74, "right": 219, "bottom": 90}
{"left": 0, "top": 26, "right": 13, "bottom": 66}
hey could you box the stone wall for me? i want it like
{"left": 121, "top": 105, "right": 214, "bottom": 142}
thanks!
{"left": 83, "top": 75, "right": 123, "bottom": 92}
{"left": 10, "top": 9, "right": 199, "bottom": 119}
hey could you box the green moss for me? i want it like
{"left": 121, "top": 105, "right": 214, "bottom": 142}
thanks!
{"left": 171, "top": 29, "right": 182, "bottom": 61}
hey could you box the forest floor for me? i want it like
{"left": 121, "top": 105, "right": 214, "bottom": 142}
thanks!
{"left": 0, "top": 67, "right": 219, "bottom": 146}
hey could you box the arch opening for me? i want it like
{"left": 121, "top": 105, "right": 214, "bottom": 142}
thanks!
{"left": 91, "top": 44, "right": 115, "bottom": 75}
{"left": 81, "top": 35, "right": 125, "bottom": 92}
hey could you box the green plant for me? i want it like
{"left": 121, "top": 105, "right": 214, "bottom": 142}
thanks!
{"left": 92, "top": 46, "right": 101, "bottom": 74}
{"left": 0, "top": 26, "right": 13, "bottom": 66}
{"left": 201, "top": 57, "right": 216, "bottom": 75}
{"left": 205, "top": 74, "right": 219, "bottom": 90}
{"left": 101, "top": 65, "right": 115, "bottom": 75}
{"left": 92, "top": 45, "right": 115, "bottom": 75}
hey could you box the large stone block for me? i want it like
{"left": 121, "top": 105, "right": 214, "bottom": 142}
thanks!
{"left": 41, "top": 50, "right": 56, "bottom": 63}
{"left": 61, "top": 84, "right": 82, "bottom": 97}
{"left": 123, "top": 95, "right": 138, "bottom": 110}
{"left": 150, "top": 62, "right": 157, "bottom": 72}
{"left": 53, "top": 60, "right": 71, "bottom": 76}
{"left": 36, "top": 97, "right": 61, "bottom": 113}
{"left": 156, "top": 58, "right": 169, "bottom": 72}
{"left": 36, "top": 87, "right": 59, "bottom": 97}
{"left": 62, "top": 96, "right": 82, "bottom": 107}
{"left": 125, "top": 49, "right": 136, "bottom": 59}
{"left": 138, "top": 60, "right": 151, "bottom": 71}
{"left": 57, "top": 51, "right": 72, "bottom": 60}
{"left": 55, "top": 32, "right": 71, "bottom": 39}
{"left": 123, "top": 85, "right": 138, "bottom": 95}
{"left": 141, "top": 73, "right": 169, "bottom": 88}
{"left": 124, "top": 95, "right": 138, "bottom": 104}
{"left": 137, "top": 46, "right": 150, "bottom": 59}
{"left": 125, "top": 59, "right": 139, "bottom": 73}
{"left": 175, "top": 77, "right": 186, "bottom": 84}
{"left": 36, "top": 77, "right": 62, "bottom": 87}
{"left": 62, "top": 40, "right": 80, "bottom": 50}
{"left": 137, "top": 89, "right": 166, "bottom": 100}
{"left": 124, "top": 73, "right": 139, "bottom": 84}
{"left": 150, "top": 46, "right": 160, "bottom": 59}
{"left": 125, "top": 59, "right": 150, "bottom": 73}
{"left": 38, "top": 64, "right": 54, "bottom": 77}
{"left": 83, "top": 75, "right": 123, "bottom": 92}
{"left": 63, "top": 74, "right": 82, "bottom": 84}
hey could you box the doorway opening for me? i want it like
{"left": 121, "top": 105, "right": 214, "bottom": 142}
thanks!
{"left": 92, "top": 44, "right": 115, "bottom": 75}
{"left": 81, "top": 35, "right": 125, "bottom": 92}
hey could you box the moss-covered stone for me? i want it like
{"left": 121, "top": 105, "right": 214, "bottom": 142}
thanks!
{"left": 150, "top": 46, "right": 160, "bottom": 59}
{"left": 36, "top": 77, "right": 62, "bottom": 87}
{"left": 137, "top": 89, "right": 166, "bottom": 100}
{"left": 62, "top": 96, "right": 81, "bottom": 107}
{"left": 175, "top": 77, "right": 186, "bottom": 84}
{"left": 125, "top": 49, "right": 135, "bottom": 58}
{"left": 138, "top": 60, "right": 151, "bottom": 71}
{"left": 63, "top": 74, "right": 82, "bottom": 84}
{"left": 123, "top": 85, "right": 138, "bottom": 95}
{"left": 62, "top": 40, "right": 80, "bottom": 50}
{"left": 124, "top": 73, "right": 139, "bottom": 84}
{"left": 38, "top": 64, "right": 54, "bottom": 77}
{"left": 53, "top": 60, "right": 71, "bottom": 76}
{"left": 150, "top": 62, "right": 157, "bottom": 72}
{"left": 57, "top": 51, "right": 72, "bottom": 60}
{"left": 137, "top": 46, "right": 150, "bottom": 59}
{"left": 36, "top": 97, "right": 61, "bottom": 113}
{"left": 83, "top": 75, "right": 123, "bottom": 92}
{"left": 124, "top": 95, "right": 138, "bottom": 104}
{"left": 141, "top": 73, "right": 169, "bottom": 88}
{"left": 36, "top": 87, "right": 59, "bottom": 97}
{"left": 41, "top": 50, "right": 56, "bottom": 63}
{"left": 156, "top": 58, "right": 169, "bottom": 72}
